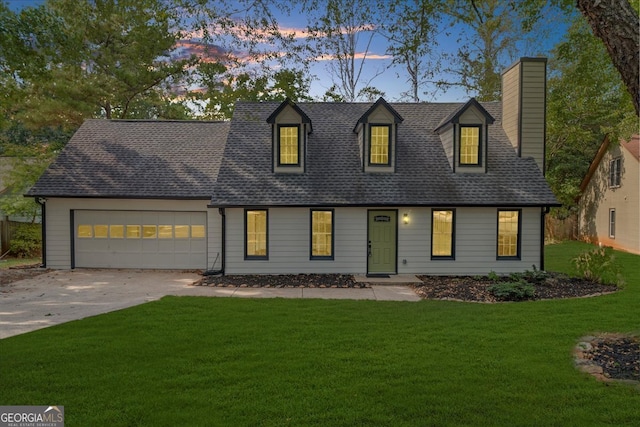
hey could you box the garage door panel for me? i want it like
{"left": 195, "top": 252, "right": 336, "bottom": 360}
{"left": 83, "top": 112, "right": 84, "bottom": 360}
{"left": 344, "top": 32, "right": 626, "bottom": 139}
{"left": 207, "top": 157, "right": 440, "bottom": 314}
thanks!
{"left": 75, "top": 210, "right": 206, "bottom": 269}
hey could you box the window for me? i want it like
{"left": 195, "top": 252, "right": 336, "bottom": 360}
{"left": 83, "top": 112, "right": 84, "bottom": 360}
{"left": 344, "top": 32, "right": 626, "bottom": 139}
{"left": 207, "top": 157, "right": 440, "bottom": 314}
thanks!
{"left": 609, "top": 158, "right": 621, "bottom": 187}
{"left": 174, "top": 225, "right": 189, "bottom": 239}
{"left": 497, "top": 210, "right": 521, "bottom": 259}
{"left": 369, "top": 125, "right": 391, "bottom": 165}
{"left": 245, "top": 210, "right": 268, "bottom": 259}
{"left": 110, "top": 225, "right": 124, "bottom": 239}
{"left": 126, "top": 225, "right": 141, "bottom": 239}
{"left": 278, "top": 125, "right": 299, "bottom": 165}
{"left": 460, "top": 126, "right": 480, "bottom": 165}
{"left": 94, "top": 225, "right": 108, "bottom": 238}
{"left": 77, "top": 225, "right": 92, "bottom": 238}
{"left": 158, "top": 225, "right": 173, "bottom": 239}
{"left": 609, "top": 209, "right": 616, "bottom": 238}
{"left": 143, "top": 225, "right": 157, "bottom": 239}
{"left": 432, "top": 210, "right": 455, "bottom": 259}
{"left": 191, "top": 225, "right": 205, "bottom": 238}
{"left": 311, "top": 210, "right": 334, "bottom": 259}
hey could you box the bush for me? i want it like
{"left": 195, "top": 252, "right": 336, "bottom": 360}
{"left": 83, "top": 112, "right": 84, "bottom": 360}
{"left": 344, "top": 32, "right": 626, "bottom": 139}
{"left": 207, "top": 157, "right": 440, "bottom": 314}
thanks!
{"left": 488, "top": 280, "right": 535, "bottom": 301}
{"left": 573, "top": 246, "right": 623, "bottom": 286}
{"left": 8, "top": 223, "right": 41, "bottom": 258}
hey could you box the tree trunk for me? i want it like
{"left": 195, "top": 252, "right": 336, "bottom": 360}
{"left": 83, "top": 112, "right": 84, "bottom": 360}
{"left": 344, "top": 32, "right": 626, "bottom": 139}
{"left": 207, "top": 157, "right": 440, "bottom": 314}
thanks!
{"left": 576, "top": 0, "right": 640, "bottom": 115}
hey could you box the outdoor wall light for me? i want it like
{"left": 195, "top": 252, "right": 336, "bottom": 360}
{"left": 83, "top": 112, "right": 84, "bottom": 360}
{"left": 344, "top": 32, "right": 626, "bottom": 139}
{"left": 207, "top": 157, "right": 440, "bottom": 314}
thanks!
{"left": 403, "top": 213, "right": 409, "bottom": 224}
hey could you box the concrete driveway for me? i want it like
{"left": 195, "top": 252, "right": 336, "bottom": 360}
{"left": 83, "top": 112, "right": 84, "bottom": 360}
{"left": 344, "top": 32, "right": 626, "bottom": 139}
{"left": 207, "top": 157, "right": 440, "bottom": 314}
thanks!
{"left": 0, "top": 270, "right": 420, "bottom": 339}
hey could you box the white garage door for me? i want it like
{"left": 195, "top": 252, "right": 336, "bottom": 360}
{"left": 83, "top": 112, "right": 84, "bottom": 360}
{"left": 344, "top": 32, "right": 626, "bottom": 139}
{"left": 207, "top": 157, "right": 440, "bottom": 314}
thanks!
{"left": 74, "top": 210, "right": 207, "bottom": 269}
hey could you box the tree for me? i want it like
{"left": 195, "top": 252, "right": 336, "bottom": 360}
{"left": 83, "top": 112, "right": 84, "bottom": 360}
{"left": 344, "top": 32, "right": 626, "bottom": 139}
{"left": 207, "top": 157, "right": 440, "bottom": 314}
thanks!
{"left": 1, "top": 0, "right": 197, "bottom": 128}
{"left": 576, "top": 0, "right": 639, "bottom": 115}
{"left": 439, "top": 0, "right": 522, "bottom": 101}
{"left": 545, "top": 16, "right": 635, "bottom": 217}
{"left": 382, "top": 0, "right": 441, "bottom": 101}
{"left": 0, "top": 124, "right": 72, "bottom": 222}
{"left": 192, "top": 65, "right": 313, "bottom": 120}
{"left": 304, "top": 0, "right": 386, "bottom": 101}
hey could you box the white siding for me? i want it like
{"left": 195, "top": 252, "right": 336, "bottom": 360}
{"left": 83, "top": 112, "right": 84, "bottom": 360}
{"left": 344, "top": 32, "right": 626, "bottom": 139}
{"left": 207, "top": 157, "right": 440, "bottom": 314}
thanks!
{"left": 224, "top": 206, "right": 543, "bottom": 275}
{"left": 44, "top": 198, "right": 220, "bottom": 269}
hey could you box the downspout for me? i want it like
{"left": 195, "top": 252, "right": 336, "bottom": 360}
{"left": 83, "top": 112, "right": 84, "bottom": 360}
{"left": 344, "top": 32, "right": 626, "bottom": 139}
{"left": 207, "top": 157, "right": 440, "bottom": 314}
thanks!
{"left": 540, "top": 206, "right": 550, "bottom": 271}
{"left": 35, "top": 197, "right": 46, "bottom": 268}
{"left": 203, "top": 207, "right": 225, "bottom": 276}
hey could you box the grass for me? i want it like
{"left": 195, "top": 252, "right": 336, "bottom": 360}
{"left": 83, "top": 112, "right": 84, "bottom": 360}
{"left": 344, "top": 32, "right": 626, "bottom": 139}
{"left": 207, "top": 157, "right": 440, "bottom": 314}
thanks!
{"left": 0, "top": 256, "right": 41, "bottom": 269}
{"left": 1, "top": 241, "right": 639, "bottom": 426}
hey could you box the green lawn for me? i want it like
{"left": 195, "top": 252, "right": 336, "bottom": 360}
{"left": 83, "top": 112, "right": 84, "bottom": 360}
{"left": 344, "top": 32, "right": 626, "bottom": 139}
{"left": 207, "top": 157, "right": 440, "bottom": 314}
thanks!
{"left": 1, "top": 241, "right": 638, "bottom": 426}
{"left": 0, "top": 257, "right": 41, "bottom": 269}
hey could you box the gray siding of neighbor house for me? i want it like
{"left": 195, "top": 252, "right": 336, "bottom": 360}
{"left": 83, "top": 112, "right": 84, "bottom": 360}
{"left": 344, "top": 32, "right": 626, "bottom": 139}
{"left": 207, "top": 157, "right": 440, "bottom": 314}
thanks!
{"left": 43, "top": 198, "right": 222, "bottom": 269}
{"left": 223, "top": 206, "right": 542, "bottom": 275}
{"left": 579, "top": 143, "right": 640, "bottom": 254}
{"left": 502, "top": 57, "right": 547, "bottom": 173}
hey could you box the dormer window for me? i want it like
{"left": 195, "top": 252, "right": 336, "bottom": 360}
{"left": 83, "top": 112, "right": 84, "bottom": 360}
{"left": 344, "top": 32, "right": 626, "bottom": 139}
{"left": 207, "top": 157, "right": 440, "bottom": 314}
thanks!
{"left": 369, "top": 125, "right": 391, "bottom": 165}
{"left": 460, "top": 125, "right": 481, "bottom": 165}
{"left": 434, "top": 98, "right": 494, "bottom": 173}
{"left": 267, "top": 99, "right": 312, "bottom": 174}
{"left": 278, "top": 125, "right": 300, "bottom": 166}
{"left": 354, "top": 98, "right": 403, "bottom": 173}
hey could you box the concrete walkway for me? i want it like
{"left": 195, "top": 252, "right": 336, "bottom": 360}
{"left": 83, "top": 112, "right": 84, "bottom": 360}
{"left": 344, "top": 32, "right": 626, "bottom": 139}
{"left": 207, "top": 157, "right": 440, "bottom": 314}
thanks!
{"left": 0, "top": 270, "right": 420, "bottom": 339}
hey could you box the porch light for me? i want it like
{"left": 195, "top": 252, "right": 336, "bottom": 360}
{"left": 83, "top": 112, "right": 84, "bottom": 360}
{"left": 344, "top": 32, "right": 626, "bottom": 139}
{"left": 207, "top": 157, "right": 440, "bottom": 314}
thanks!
{"left": 403, "top": 213, "right": 409, "bottom": 224}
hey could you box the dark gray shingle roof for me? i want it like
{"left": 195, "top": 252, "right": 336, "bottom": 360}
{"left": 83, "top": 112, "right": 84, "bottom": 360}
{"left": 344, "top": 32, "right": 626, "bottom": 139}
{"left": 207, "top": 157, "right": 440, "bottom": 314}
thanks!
{"left": 28, "top": 119, "right": 229, "bottom": 199}
{"left": 211, "top": 101, "right": 558, "bottom": 207}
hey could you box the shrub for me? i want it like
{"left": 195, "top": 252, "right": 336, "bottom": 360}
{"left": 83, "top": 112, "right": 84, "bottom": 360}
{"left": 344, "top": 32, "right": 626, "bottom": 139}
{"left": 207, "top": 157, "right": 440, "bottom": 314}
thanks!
{"left": 488, "top": 280, "right": 535, "bottom": 301}
{"left": 573, "top": 246, "right": 623, "bottom": 286}
{"left": 8, "top": 223, "right": 41, "bottom": 258}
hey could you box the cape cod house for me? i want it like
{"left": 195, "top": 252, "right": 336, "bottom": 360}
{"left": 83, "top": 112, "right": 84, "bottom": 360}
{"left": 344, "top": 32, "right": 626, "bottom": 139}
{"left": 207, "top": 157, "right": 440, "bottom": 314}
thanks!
{"left": 578, "top": 134, "right": 640, "bottom": 254}
{"left": 27, "top": 57, "right": 559, "bottom": 275}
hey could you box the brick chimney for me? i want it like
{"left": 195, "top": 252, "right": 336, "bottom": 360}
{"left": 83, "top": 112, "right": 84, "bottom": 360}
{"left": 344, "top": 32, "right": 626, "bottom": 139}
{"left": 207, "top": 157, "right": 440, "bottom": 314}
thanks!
{"left": 501, "top": 57, "right": 547, "bottom": 173}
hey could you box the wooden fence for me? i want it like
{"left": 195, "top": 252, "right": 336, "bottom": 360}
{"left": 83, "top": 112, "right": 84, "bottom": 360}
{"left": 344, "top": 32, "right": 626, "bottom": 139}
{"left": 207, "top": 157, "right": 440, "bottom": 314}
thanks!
{"left": 545, "top": 214, "right": 578, "bottom": 242}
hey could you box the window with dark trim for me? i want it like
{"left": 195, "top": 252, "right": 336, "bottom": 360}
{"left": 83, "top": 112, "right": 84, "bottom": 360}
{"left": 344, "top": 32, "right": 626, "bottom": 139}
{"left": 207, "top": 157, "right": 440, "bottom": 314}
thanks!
{"left": 278, "top": 125, "right": 300, "bottom": 166}
{"left": 497, "top": 210, "right": 521, "bottom": 259}
{"left": 609, "top": 209, "right": 616, "bottom": 238}
{"left": 369, "top": 124, "right": 391, "bottom": 165}
{"left": 245, "top": 209, "right": 268, "bottom": 259}
{"left": 431, "top": 209, "right": 455, "bottom": 259}
{"left": 310, "top": 209, "right": 334, "bottom": 259}
{"left": 459, "top": 125, "right": 481, "bottom": 165}
{"left": 609, "top": 157, "right": 621, "bottom": 187}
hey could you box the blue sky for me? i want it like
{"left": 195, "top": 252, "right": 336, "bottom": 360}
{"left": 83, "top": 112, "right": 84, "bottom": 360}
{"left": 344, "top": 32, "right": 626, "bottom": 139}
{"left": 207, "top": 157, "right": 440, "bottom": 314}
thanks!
{"left": 5, "top": 0, "right": 570, "bottom": 102}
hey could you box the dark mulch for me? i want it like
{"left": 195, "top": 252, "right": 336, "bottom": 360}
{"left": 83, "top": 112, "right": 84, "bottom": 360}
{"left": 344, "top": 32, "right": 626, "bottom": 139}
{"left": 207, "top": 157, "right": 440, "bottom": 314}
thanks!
{"left": 414, "top": 273, "right": 617, "bottom": 303}
{"left": 582, "top": 335, "right": 640, "bottom": 383}
{"left": 201, "top": 274, "right": 369, "bottom": 288}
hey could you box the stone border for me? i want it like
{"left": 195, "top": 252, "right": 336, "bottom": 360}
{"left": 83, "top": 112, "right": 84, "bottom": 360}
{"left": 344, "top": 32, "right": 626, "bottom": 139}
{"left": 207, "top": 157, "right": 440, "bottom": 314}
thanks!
{"left": 574, "top": 334, "right": 640, "bottom": 390}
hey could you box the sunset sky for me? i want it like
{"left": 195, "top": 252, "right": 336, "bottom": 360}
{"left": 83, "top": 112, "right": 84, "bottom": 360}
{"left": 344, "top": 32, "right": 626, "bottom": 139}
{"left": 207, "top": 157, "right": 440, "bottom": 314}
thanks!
{"left": 5, "top": 0, "right": 570, "bottom": 102}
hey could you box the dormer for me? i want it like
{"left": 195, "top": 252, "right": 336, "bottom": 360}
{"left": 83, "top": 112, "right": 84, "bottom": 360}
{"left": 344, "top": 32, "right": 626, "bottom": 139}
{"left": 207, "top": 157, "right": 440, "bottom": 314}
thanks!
{"left": 267, "top": 99, "right": 312, "bottom": 174}
{"left": 353, "top": 97, "right": 403, "bottom": 173}
{"left": 434, "top": 98, "right": 495, "bottom": 173}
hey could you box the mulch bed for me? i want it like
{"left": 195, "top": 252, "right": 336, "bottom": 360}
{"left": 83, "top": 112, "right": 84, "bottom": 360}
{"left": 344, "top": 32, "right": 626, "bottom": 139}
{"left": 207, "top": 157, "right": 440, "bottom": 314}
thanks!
{"left": 413, "top": 273, "right": 617, "bottom": 303}
{"left": 576, "top": 335, "right": 640, "bottom": 385}
{"left": 200, "top": 274, "right": 369, "bottom": 288}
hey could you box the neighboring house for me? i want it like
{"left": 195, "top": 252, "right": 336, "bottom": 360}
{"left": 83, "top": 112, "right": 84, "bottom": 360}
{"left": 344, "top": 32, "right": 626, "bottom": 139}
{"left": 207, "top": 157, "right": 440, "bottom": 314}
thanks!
{"left": 28, "top": 57, "right": 559, "bottom": 274}
{"left": 578, "top": 134, "right": 640, "bottom": 255}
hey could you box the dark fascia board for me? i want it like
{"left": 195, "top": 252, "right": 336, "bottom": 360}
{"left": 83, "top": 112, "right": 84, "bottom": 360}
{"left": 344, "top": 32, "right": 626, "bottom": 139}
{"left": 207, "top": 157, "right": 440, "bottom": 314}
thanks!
{"left": 353, "top": 97, "right": 404, "bottom": 132}
{"left": 26, "top": 194, "right": 212, "bottom": 201}
{"left": 433, "top": 98, "right": 495, "bottom": 133}
{"left": 266, "top": 98, "right": 313, "bottom": 134}
{"left": 208, "top": 201, "right": 562, "bottom": 209}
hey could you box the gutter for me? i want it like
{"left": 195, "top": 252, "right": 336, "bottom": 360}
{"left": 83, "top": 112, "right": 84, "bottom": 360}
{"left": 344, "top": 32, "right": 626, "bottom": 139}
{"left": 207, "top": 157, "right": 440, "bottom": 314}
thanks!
{"left": 35, "top": 197, "right": 46, "bottom": 268}
{"left": 540, "top": 206, "right": 550, "bottom": 271}
{"left": 203, "top": 207, "right": 225, "bottom": 276}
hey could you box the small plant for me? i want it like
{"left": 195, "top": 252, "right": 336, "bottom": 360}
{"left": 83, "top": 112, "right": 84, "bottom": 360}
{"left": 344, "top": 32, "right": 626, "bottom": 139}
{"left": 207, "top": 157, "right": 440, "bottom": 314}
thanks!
{"left": 488, "top": 280, "right": 535, "bottom": 301}
{"left": 522, "top": 265, "right": 550, "bottom": 283}
{"left": 8, "top": 223, "right": 41, "bottom": 258}
{"left": 487, "top": 271, "right": 500, "bottom": 282}
{"left": 573, "top": 247, "right": 623, "bottom": 286}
